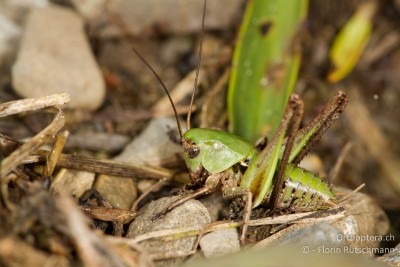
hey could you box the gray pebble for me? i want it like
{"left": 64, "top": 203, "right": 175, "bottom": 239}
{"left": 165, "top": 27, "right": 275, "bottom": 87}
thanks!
{"left": 200, "top": 228, "right": 240, "bottom": 258}
{"left": 12, "top": 5, "right": 105, "bottom": 110}
{"left": 127, "top": 196, "right": 211, "bottom": 256}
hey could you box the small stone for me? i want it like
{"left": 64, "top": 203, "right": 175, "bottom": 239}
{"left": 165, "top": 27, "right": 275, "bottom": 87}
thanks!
{"left": 331, "top": 191, "right": 390, "bottom": 251}
{"left": 255, "top": 190, "right": 390, "bottom": 256}
{"left": 261, "top": 222, "right": 347, "bottom": 248}
{"left": 378, "top": 243, "right": 400, "bottom": 266}
{"left": 93, "top": 175, "right": 137, "bottom": 209}
{"left": 114, "top": 117, "right": 182, "bottom": 166}
{"left": 12, "top": 5, "right": 105, "bottom": 110}
{"left": 50, "top": 169, "right": 95, "bottom": 198}
{"left": 127, "top": 196, "right": 211, "bottom": 255}
{"left": 200, "top": 228, "right": 240, "bottom": 258}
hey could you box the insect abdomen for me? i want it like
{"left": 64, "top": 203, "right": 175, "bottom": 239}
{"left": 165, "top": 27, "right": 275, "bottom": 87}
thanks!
{"left": 275, "top": 164, "right": 336, "bottom": 212}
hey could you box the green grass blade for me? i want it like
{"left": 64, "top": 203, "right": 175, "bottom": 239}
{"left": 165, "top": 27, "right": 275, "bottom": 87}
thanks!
{"left": 227, "top": 0, "right": 308, "bottom": 142}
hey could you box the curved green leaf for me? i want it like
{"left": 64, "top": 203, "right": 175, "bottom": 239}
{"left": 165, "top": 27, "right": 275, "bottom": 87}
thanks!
{"left": 328, "top": 2, "right": 376, "bottom": 83}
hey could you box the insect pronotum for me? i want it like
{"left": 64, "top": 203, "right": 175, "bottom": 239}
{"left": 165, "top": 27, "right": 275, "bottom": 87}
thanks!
{"left": 132, "top": 0, "right": 348, "bottom": 243}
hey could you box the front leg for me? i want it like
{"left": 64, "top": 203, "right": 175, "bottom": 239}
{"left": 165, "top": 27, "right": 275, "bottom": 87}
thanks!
{"left": 154, "top": 171, "right": 225, "bottom": 219}
{"left": 221, "top": 172, "right": 252, "bottom": 245}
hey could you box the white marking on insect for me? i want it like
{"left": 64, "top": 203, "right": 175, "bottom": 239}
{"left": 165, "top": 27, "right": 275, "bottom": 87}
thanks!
{"left": 213, "top": 142, "right": 222, "bottom": 150}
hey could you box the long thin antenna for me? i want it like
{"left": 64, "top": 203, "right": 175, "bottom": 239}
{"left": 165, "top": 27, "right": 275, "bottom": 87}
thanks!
{"left": 131, "top": 47, "right": 183, "bottom": 139}
{"left": 186, "top": 0, "right": 206, "bottom": 130}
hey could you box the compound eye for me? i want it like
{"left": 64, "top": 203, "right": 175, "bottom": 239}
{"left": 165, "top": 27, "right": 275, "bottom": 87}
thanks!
{"left": 188, "top": 145, "right": 200, "bottom": 158}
